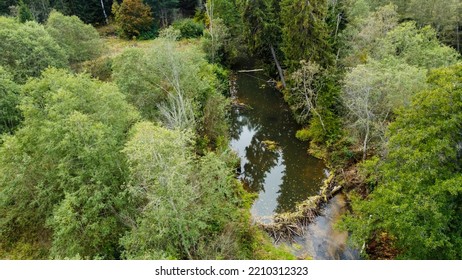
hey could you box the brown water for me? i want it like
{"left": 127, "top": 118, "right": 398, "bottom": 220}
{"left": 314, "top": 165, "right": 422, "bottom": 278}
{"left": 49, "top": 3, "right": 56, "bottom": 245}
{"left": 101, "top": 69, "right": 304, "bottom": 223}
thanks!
{"left": 230, "top": 72, "right": 326, "bottom": 222}
{"left": 230, "top": 72, "right": 358, "bottom": 259}
{"left": 291, "top": 194, "right": 359, "bottom": 260}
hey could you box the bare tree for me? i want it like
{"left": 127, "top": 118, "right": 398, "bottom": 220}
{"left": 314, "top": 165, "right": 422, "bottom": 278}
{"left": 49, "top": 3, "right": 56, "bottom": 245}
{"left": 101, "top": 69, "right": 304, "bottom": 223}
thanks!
{"left": 289, "top": 60, "right": 324, "bottom": 129}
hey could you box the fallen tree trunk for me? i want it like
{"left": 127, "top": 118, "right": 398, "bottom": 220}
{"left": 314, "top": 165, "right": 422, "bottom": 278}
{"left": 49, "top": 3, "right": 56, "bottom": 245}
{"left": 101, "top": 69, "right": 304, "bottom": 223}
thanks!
{"left": 237, "top": 69, "right": 264, "bottom": 73}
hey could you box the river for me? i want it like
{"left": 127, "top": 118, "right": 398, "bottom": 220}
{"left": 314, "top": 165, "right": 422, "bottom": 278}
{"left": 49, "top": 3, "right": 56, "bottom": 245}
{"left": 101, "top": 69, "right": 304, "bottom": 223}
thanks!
{"left": 230, "top": 71, "right": 358, "bottom": 260}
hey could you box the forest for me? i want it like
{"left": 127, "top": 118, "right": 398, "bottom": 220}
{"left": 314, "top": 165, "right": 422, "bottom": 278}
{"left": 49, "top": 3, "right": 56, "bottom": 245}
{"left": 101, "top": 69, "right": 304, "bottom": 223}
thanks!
{"left": 0, "top": 0, "right": 461, "bottom": 260}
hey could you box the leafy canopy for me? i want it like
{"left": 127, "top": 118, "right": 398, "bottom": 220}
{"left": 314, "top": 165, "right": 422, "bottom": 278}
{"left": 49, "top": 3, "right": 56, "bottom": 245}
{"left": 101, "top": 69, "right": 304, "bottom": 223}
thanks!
{"left": 0, "top": 69, "right": 139, "bottom": 259}
{"left": 343, "top": 64, "right": 462, "bottom": 259}
{"left": 0, "top": 17, "right": 68, "bottom": 83}
{"left": 45, "top": 10, "right": 103, "bottom": 64}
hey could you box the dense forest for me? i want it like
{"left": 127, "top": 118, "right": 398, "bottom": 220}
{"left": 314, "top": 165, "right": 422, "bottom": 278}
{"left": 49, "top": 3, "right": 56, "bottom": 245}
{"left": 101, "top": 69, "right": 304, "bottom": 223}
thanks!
{"left": 0, "top": 0, "right": 461, "bottom": 260}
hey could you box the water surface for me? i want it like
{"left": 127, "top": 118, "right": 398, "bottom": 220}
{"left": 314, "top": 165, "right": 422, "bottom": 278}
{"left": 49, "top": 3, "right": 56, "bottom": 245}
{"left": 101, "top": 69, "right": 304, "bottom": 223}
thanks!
{"left": 230, "top": 71, "right": 358, "bottom": 260}
{"left": 230, "top": 72, "right": 326, "bottom": 221}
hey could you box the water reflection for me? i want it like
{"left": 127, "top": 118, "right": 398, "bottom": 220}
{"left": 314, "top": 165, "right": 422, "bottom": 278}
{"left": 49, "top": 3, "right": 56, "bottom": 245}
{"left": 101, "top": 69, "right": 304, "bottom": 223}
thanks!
{"left": 230, "top": 72, "right": 326, "bottom": 218}
{"left": 291, "top": 194, "right": 359, "bottom": 260}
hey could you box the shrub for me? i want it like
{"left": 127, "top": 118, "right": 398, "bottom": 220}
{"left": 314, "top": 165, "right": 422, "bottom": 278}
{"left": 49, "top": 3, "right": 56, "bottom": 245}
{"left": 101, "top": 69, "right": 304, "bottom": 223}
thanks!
{"left": 173, "top": 18, "right": 204, "bottom": 39}
{"left": 112, "top": 0, "right": 154, "bottom": 39}
{"left": 0, "top": 17, "right": 68, "bottom": 83}
{"left": 46, "top": 11, "right": 103, "bottom": 64}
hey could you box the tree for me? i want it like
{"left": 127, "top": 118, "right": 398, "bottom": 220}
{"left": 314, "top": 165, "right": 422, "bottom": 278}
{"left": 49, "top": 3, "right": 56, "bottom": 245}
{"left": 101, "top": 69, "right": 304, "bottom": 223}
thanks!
{"left": 0, "top": 17, "right": 68, "bottom": 83}
{"left": 339, "top": 4, "right": 399, "bottom": 67}
{"left": 52, "top": 0, "right": 113, "bottom": 24}
{"left": 280, "top": 0, "right": 332, "bottom": 70}
{"left": 0, "top": 67, "right": 21, "bottom": 135}
{"left": 202, "top": 17, "right": 229, "bottom": 64}
{"left": 112, "top": 0, "right": 154, "bottom": 39}
{"left": 341, "top": 59, "right": 427, "bottom": 159}
{"left": 343, "top": 64, "right": 462, "bottom": 259}
{"left": 372, "top": 22, "right": 460, "bottom": 70}
{"left": 405, "top": 0, "right": 461, "bottom": 52}
{"left": 287, "top": 60, "right": 323, "bottom": 126}
{"left": 145, "top": 0, "right": 178, "bottom": 28}
{"left": 205, "top": 0, "right": 242, "bottom": 64}
{"left": 17, "top": 0, "right": 33, "bottom": 22}
{"left": 120, "top": 122, "right": 247, "bottom": 259}
{"left": 0, "top": 0, "right": 16, "bottom": 15}
{"left": 239, "top": 0, "right": 286, "bottom": 87}
{"left": 0, "top": 69, "right": 139, "bottom": 259}
{"left": 45, "top": 11, "right": 103, "bottom": 64}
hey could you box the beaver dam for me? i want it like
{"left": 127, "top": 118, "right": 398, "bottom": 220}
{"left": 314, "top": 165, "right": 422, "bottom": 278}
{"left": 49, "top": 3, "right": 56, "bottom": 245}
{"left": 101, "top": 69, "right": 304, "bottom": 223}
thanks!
{"left": 230, "top": 71, "right": 358, "bottom": 260}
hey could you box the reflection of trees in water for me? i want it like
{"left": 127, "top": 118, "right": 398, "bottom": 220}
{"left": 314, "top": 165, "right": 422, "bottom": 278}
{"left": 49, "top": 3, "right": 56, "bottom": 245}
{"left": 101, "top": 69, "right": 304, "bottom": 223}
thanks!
{"left": 242, "top": 136, "right": 279, "bottom": 193}
{"left": 229, "top": 108, "right": 244, "bottom": 141}
{"left": 231, "top": 73, "right": 325, "bottom": 214}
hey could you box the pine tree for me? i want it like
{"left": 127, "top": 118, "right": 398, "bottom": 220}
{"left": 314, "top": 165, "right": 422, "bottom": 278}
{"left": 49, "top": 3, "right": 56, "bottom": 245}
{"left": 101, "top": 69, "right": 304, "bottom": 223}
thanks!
{"left": 280, "top": 0, "right": 333, "bottom": 70}
{"left": 17, "top": 0, "right": 33, "bottom": 22}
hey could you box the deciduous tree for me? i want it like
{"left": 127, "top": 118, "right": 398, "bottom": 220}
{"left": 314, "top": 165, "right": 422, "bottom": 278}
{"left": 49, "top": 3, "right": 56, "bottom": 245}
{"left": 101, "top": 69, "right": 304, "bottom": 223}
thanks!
{"left": 45, "top": 11, "right": 103, "bottom": 64}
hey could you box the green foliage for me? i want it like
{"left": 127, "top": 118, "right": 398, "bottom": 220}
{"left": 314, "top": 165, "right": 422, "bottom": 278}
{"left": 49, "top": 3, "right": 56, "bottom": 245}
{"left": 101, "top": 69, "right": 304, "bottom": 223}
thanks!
{"left": 205, "top": 0, "right": 242, "bottom": 65}
{"left": 17, "top": 0, "right": 33, "bottom": 22}
{"left": 45, "top": 11, "right": 103, "bottom": 64}
{"left": 342, "top": 58, "right": 427, "bottom": 158}
{"left": 295, "top": 128, "right": 310, "bottom": 142}
{"left": 80, "top": 56, "right": 113, "bottom": 82}
{"left": 372, "top": 22, "right": 460, "bottom": 69}
{"left": 280, "top": 0, "right": 332, "bottom": 69}
{"left": 0, "top": 17, "right": 68, "bottom": 83}
{"left": 0, "top": 69, "right": 139, "bottom": 259}
{"left": 112, "top": 36, "right": 229, "bottom": 144}
{"left": 202, "top": 17, "right": 230, "bottom": 63}
{"left": 173, "top": 18, "right": 204, "bottom": 39}
{"left": 0, "top": 67, "right": 22, "bottom": 135}
{"left": 343, "top": 64, "right": 462, "bottom": 259}
{"left": 121, "top": 122, "right": 248, "bottom": 259}
{"left": 339, "top": 4, "right": 399, "bottom": 67}
{"left": 285, "top": 62, "right": 342, "bottom": 148}
{"left": 238, "top": 0, "right": 283, "bottom": 66}
{"left": 112, "top": 0, "right": 155, "bottom": 39}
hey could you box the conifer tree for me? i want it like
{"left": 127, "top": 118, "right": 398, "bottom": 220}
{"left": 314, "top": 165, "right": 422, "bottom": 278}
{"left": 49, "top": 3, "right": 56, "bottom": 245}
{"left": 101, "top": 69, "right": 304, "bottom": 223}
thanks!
{"left": 280, "top": 0, "right": 333, "bottom": 69}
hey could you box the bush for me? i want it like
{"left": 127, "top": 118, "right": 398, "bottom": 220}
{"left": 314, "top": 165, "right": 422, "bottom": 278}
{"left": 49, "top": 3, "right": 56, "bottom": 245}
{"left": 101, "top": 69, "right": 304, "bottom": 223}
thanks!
{"left": 80, "top": 56, "right": 113, "bottom": 81}
{"left": 0, "top": 17, "right": 68, "bottom": 83}
{"left": 46, "top": 11, "right": 103, "bottom": 64}
{"left": 112, "top": 0, "right": 154, "bottom": 39}
{"left": 173, "top": 18, "right": 204, "bottom": 39}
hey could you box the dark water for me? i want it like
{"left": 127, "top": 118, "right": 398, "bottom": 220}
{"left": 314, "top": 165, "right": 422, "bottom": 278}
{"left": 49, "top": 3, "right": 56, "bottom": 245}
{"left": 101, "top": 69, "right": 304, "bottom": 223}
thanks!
{"left": 230, "top": 72, "right": 358, "bottom": 260}
{"left": 230, "top": 72, "right": 326, "bottom": 221}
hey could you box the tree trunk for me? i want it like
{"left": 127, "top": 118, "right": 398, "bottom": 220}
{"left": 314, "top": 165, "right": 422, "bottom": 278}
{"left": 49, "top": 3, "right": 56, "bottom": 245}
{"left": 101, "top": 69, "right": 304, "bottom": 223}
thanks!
{"left": 270, "top": 44, "right": 286, "bottom": 89}
{"left": 100, "top": 0, "right": 108, "bottom": 25}
{"left": 363, "top": 122, "right": 369, "bottom": 160}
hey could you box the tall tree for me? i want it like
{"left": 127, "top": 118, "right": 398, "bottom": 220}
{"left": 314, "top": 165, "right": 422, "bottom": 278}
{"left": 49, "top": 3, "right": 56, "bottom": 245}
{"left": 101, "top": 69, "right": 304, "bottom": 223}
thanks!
{"left": 280, "top": 0, "right": 333, "bottom": 69}
{"left": 17, "top": 0, "right": 33, "bottom": 22}
{"left": 239, "top": 0, "right": 286, "bottom": 87}
{"left": 341, "top": 59, "right": 427, "bottom": 159}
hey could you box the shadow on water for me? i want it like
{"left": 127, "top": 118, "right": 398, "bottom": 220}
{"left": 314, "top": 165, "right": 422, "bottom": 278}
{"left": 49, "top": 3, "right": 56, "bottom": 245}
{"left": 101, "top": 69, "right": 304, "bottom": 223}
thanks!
{"left": 230, "top": 71, "right": 358, "bottom": 260}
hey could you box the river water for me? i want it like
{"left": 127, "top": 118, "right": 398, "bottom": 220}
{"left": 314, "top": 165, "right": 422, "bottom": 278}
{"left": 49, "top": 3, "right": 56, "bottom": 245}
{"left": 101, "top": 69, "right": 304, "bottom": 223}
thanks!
{"left": 230, "top": 72, "right": 358, "bottom": 260}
